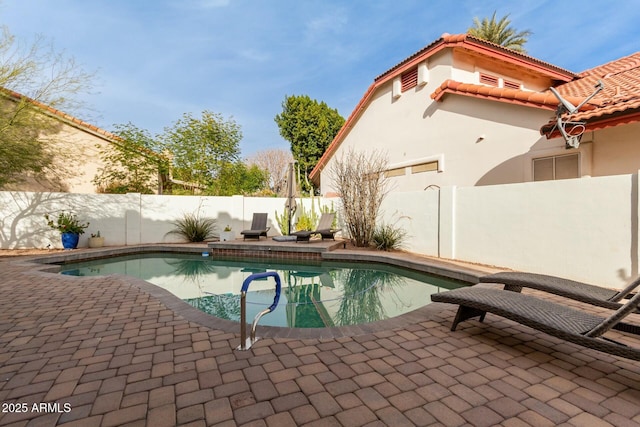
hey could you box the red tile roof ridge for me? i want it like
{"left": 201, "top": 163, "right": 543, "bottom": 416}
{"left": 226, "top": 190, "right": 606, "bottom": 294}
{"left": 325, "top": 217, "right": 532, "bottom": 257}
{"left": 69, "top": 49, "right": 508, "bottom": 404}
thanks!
{"left": 0, "top": 86, "right": 119, "bottom": 141}
{"left": 375, "top": 33, "right": 577, "bottom": 82}
{"left": 0, "top": 86, "right": 167, "bottom": 161}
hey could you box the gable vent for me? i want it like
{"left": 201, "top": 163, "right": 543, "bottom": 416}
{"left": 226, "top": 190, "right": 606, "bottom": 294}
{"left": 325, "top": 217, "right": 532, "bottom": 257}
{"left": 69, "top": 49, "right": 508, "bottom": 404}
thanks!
{"left": 479, "top": 73, "right": 499, "bottom": 87}
{"left": 401, "top": 68, "right": 418, "bottom": 92}
{"left": 504, "top": 80, "right": 521, "bottom": 90}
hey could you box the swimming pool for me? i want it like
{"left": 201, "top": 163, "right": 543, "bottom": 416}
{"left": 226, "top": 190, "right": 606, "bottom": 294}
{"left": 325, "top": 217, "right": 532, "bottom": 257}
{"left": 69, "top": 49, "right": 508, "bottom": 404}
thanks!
{"left": 59, "top": 253, "right": 463, "bottom": 328}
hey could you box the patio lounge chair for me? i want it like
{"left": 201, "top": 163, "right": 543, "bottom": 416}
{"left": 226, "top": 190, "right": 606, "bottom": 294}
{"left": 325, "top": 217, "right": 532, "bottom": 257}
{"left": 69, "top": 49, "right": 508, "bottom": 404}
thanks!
{"left": 430, "top": 286, "right": 640, "bottom": 360}
{"left": 240, "top": 213, "right": 270, "bottom": 240}
{"left": 292, "top": 212, "right": 340, "bottom": 242}
{"left": 479, "top": 271, "right": 640, "bottom": 311}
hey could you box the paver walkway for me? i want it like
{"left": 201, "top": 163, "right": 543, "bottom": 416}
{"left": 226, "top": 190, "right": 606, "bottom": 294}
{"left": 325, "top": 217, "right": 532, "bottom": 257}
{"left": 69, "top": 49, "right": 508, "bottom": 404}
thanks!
{"left": 2, "top": 249, "right": 640, "bottom": 426}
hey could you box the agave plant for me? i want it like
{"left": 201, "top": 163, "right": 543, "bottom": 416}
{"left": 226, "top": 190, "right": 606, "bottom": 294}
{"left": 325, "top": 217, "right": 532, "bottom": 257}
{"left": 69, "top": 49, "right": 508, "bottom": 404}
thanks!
{"left": 372, "top": 222, "right": 407, "bottom": 251}
{"left": 168, "top": 213, "right": 217, "bottom": 242}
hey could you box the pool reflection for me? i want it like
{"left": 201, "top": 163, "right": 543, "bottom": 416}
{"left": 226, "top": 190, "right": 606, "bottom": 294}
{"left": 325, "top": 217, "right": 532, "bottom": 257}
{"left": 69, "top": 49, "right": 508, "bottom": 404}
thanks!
{"left": 59, "top": 253, "right": 462, "bottom": 328}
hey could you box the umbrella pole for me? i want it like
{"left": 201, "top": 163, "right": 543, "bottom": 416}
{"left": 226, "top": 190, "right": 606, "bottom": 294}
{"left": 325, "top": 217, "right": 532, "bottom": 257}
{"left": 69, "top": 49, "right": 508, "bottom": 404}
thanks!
{"left": 287, "top": 163, "right": 293, "bottom": 235}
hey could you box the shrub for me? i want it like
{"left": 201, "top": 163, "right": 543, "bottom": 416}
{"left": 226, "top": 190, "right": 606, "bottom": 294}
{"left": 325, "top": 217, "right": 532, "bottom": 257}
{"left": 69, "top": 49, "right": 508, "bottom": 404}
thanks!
{"left": 44, "top": 212, "right": 90, "bottom": 234}
{"left": 372, "top": 223, "right": 407, "bottom": 251}
{"left": 330, "top": 149, "right": 390, "bottom": 247}
{"left": 168, "top": 213, "right": 217, "bottom": 242}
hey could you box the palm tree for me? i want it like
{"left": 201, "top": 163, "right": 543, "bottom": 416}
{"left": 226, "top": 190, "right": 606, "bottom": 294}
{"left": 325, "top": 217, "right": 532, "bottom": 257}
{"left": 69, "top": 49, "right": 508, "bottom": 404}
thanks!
{"left": 467, "top": 11, "right": 532, "bottom": 53}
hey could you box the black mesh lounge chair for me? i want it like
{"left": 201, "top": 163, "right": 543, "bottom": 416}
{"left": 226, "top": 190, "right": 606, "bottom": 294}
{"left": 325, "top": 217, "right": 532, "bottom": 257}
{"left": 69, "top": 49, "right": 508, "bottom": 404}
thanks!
{"left": 292, "top": 212, "right": 340, "bottom": 242}
{"left": 240, "top": 213, "right": 270, "bottom": 240}
{"left": 431, "top": 286, "right": 640, "bottom": 360}
{"left": 479, "top": 272, "right": 640, "bottom": 311}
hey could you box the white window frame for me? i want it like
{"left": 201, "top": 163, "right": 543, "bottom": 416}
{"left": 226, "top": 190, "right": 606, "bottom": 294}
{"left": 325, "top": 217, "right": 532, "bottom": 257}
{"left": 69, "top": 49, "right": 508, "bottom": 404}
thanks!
{"left": 533, "top": 152, "right": 580, "bottom": 181}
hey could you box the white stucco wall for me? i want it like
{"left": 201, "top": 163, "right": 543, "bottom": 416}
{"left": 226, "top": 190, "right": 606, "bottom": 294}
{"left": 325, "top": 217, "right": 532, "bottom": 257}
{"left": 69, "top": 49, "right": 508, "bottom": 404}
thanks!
{"left": 0, "top": 192, "right": 333, "bottom": 249}
{"left": 3, "top": 169, "right": 640, "bottom": 290}
{"left": 320, "top": 81, "right": 559, "bottom": 194}
{"left": 452, "top": 174, "right": 639, "bottom": 288}
{"left": 589, "top": 122, "right": 640, "bottom": 177}
{"left": 378, "top": 191, "right": 439, "bottom": 256}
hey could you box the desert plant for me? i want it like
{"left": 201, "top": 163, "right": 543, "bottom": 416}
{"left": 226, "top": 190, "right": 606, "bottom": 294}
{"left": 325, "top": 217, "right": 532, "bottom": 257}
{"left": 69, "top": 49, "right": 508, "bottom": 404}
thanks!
{"left": 372, "top": 223, "right": 407, "bottom": 251}
{"left": 276, "top": 193, "right": 337, "bottom": 234}
{"left": 294, "top": 201, "right": 317, "bottom": 231}
{"left": 330, "top": 149, "right": 390, "bottom": 247}
{"left": 168, "top": 213, "right": 217, "bottom": 242}
{"left": 44, "top": 212, "right": 90, "bottom": 234}
{"left": 275, "top": 208, "right": 291, "bottom": 235}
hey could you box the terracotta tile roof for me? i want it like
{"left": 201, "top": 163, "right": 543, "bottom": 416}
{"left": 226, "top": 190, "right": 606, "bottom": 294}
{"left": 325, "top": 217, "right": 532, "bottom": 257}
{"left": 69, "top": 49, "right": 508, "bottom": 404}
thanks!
{"left": 0, "top": 87, "right": 168, "bottom": 163}
{"left": 375, "top": 33, "right": 577, "bottom": 83}
{"left": 0, "top": 87, "right": 119, "bottom": 142}
{"left": 431, "top": 80, "right": 591, "bottom": 111}
{"left": 541, "top": 51, "right": 640, "bottom": 135}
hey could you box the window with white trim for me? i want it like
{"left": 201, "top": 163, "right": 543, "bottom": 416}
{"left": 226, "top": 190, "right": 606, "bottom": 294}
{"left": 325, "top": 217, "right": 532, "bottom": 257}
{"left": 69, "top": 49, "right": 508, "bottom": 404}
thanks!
{"left": 533, "top": 153, "right": 579, "bottom": 181}
{"left": 411, "top": 161, "right": 439, "bottom": 174}
{"left": 384, "top": 167, "right": 405, "bottom": 178}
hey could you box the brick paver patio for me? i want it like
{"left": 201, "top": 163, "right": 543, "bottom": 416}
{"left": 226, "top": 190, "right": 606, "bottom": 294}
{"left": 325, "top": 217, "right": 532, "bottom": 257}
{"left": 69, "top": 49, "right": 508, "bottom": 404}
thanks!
{"left": 2, "top": 247, "right": 640, "bottom": 426}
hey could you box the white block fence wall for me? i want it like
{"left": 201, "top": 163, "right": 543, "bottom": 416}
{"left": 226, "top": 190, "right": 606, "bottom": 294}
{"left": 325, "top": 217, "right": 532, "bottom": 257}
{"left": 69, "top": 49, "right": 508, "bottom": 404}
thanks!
{"left": 2, "top": 171, "right": 638, "bottom": 289}
{"left": 376, "top": 172, "right": 640, "bottom": 290}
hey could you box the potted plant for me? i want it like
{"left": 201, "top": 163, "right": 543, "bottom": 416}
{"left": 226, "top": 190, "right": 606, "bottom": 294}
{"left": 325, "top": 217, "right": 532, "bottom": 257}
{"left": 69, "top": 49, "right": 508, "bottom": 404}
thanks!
{"left": 88, "top": 231, "right": 104, "bottom": 248}
{"left": 220, "top": 225, "right": 235, "bottom": 242}
{"left": 44, "top": 211, "right": 89, "bottom": 250}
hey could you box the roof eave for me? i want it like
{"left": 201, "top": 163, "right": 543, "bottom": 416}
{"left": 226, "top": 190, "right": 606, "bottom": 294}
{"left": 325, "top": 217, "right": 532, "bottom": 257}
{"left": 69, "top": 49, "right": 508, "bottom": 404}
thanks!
{"left": 375, "top": 34, "right": 578, "bottom": 84}
{"left": 432, "top": 87, "right": 558, "bottom": 111}
{"left": 541, "top": 109, "right": 640, "bottom": 137}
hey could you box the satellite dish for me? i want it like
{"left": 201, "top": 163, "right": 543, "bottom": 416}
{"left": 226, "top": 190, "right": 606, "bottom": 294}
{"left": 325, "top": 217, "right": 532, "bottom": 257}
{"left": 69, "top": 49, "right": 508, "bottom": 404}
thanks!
{"left": 549, "top": 87, "right": 578, "bottom": 114}
{"left": 549, "top": 80, "right": 604, "bottom": 149}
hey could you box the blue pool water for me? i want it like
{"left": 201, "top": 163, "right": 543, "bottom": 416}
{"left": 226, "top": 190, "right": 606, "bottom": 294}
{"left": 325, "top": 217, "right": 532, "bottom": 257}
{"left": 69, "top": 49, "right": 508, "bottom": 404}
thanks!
{"left": 59, "top": 253, "right": 463, "bottom": 328}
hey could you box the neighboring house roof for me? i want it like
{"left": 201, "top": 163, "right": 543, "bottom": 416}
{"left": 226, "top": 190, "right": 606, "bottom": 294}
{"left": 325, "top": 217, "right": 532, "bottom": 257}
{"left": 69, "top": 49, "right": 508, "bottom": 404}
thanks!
{"left": 0, "top": 87, "right": 119, "bottom": 142}
{"left": 310, "top": 33, "right": 578, "bottom": 183}
{"left": 2, "top": 87, "right": 168, "bottom": 163}
{"left": 540, "top": 51, "right": 640, "bottom": 135}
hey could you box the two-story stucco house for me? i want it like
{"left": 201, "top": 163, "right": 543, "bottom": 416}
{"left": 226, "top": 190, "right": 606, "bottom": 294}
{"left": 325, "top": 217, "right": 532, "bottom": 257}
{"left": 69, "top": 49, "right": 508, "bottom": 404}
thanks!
{"left": 310, "top": 33, "right": 640, "bottom": 196}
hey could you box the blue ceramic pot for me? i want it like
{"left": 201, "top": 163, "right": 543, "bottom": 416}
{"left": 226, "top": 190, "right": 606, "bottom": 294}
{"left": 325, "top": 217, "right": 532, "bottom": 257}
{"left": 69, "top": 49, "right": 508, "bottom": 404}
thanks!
{"left": 61, "top": 232, "right": 80, "bottom": 250}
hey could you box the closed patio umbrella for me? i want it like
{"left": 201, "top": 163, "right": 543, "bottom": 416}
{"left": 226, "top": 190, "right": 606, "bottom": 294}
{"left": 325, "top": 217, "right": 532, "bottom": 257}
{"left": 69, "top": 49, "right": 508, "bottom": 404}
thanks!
{"left": 285, "top": 162, "right": 297, "bottom": 235}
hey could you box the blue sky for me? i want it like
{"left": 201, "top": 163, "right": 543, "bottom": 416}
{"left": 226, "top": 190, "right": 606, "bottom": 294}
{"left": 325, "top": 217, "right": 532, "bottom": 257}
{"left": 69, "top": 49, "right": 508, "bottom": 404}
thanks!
{"left": 3, "top": 0, "right": 640, "bottom": 158}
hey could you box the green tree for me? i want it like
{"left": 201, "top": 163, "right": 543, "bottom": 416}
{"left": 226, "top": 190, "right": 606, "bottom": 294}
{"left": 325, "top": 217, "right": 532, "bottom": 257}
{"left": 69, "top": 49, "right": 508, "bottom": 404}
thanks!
{"left": 467, "top": 11, "right": 532, "bottom": 53}
{"left": 0, "top": 26, "right": 94, "bottom": 188}
{"left": 93, "top": 122, "right": 167, "bottom": 194}
{"left": 162, "top": 110, "right": 242, "bottom": 192}
{"left": 274, "top": 95, "right": 344, "bottom": 192}
{"left": 209, "top": 162, "right": 268, "bottom": 196}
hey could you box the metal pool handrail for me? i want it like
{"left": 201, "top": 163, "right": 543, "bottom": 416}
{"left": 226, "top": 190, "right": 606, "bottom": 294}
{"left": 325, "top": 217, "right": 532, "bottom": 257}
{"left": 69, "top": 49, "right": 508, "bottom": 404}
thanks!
{"left": 237, "top": 271, "right": 282, "bottom": 351}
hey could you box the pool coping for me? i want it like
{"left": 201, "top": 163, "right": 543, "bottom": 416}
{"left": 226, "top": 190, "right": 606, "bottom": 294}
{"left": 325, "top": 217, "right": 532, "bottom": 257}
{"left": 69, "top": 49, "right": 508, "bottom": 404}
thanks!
{"left": 11, "top": 243, "right": 498, "bottom": 340}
